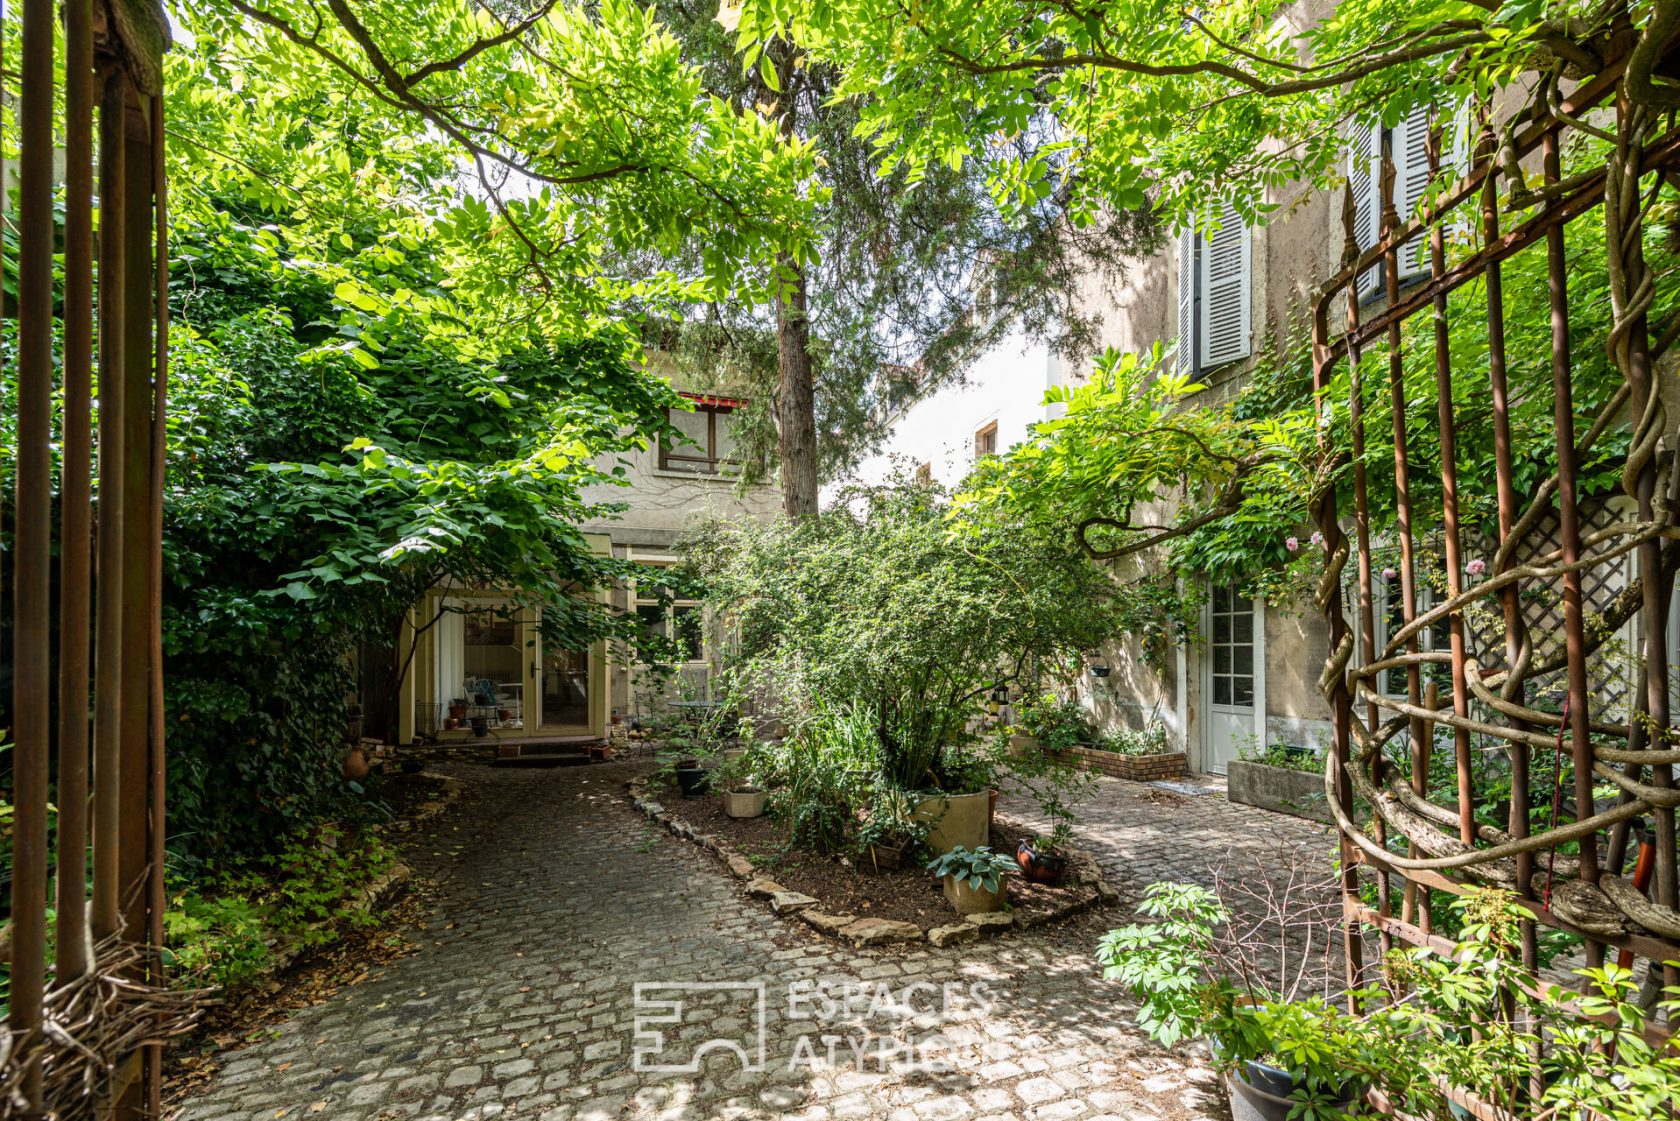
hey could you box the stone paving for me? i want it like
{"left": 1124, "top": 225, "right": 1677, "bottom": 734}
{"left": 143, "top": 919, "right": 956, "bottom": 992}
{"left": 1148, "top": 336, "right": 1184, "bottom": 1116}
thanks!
{"left": 176, "top": 763, "right": 1335, "bottom": 1121}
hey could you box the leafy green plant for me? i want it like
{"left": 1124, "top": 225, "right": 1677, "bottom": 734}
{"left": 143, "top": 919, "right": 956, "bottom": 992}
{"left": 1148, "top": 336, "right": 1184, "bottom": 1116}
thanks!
{"left": 1097, "top": 725, "right": 1172, "bottom": 757}
{"left": 683, "top": 479, "right": 1130, "bottom": 794}
{"left": 1237, "top": 741, "right": 1322, "bottom": 774}
{"left": 925, "top": 845, "right": 1015, "bottom": 894}
{"left": 162, "top": 828, "right": 398, "bottom": 994}
{"left": 1015, "top": 693, "right": 1091, "bottom": 753}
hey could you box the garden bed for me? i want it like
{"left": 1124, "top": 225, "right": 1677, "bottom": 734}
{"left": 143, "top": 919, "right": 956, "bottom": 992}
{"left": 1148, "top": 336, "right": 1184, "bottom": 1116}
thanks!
{"left": 628, "top": 773, "right": 1117, "bottom": 945}
{"left": 1048, "top": 744, "right": 1187, "bottom": 781}
{"left": 1226, "top": 758, "right": 1331, "bottom": 824}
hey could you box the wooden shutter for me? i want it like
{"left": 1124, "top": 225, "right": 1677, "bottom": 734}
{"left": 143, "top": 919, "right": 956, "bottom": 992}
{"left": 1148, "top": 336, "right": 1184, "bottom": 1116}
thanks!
{"left": 1393, "top": 106, "right": 1435, "bottom": 280}
{"left": 1347, "top": 123, "right": 1381, "bottom": 298}
{"left": 1199, "top": 202, "right": 1251, "bottom": 368}
{"left": 1176, "top": 223, "right": 1197, "bottom": 375}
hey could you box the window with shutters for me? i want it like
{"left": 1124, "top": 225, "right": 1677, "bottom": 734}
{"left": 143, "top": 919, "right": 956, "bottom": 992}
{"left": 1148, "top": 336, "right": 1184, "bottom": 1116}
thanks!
{"left": 1176, "top": 203, "right": 1252, "bottom": 375}
{"left": 1347, "top": 106, "right": 1471, "bottom": 298}
{"left": 974, "top": 420, "right": 998, "bottom": 460}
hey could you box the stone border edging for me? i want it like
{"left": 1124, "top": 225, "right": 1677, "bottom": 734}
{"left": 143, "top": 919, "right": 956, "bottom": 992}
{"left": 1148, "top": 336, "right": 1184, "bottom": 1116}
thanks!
{"left": 626, "top": 773, "right": 1120, "bottom": 949}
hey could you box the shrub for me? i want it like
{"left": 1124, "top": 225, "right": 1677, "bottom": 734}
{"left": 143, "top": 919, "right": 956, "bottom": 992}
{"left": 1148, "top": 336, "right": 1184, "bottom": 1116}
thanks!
{"left": 682, "top": 480, "right": 1131, "bottom": 792}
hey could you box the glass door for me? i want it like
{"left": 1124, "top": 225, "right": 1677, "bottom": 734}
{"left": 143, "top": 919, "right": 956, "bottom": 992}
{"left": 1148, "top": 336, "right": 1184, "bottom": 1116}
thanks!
{"left": 541, "top": 647, "right": 592, "bottom": 730}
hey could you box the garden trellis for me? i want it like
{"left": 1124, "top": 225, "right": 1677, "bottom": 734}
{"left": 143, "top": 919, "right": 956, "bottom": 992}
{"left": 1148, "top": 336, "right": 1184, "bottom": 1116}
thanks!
{"left": 3, "top": 0, "right": 192, "bottom": 1116}
{"left": 1308, "top": 44, "right": 1680, "bottom": 1027}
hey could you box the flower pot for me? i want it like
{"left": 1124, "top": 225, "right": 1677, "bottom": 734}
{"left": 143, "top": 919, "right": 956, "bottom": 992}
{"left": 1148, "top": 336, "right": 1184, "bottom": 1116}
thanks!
{"left": 342, "top": 745, "right": 370, "bottom": 781}
{"left": 1015, "top": 839, "right": 1068, "bottom": 884}
{"left": 675, "top": 766, "right": 710, "bottom": 799}
{"left": 725, "top": 788, "right": 767, "bottom": 818}
{"left": 448, "top": 704, "right": 466, "bottom": 720}
{"left": 987, "top": 787, "right": 999, "bottom": 832}
{"left": 913, "top": 790, "right": 991, "bottom": 854}
{"left": 943, "top": 873, "right": 1008, "bottom": 914}
{"left": 1226, "top": 1060, "right": 1363, "bottom": 1121}
{"left": 864, "top": 840, "right": 909, "bottom": 872}
{"left": 469, "top": 715, "right": 490, "bottom": 736}
{"left": 1007, "top": 734, "right": 1037, "bottom": 759}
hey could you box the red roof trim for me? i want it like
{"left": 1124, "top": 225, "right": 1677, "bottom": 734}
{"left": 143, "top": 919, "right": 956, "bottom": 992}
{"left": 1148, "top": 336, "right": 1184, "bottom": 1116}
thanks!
{"left": 679, "top": 391, "right": 748, "bottom": 410}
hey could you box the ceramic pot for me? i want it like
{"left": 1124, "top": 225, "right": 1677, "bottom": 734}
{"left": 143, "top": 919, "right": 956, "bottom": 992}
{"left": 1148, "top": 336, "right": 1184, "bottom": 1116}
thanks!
{"left": 1226, "top": 1059, "right": 1363, "bottom": 1121}
{"left": 725, "top": 788, "right": 767, "bottom": 818}
{"left": 675, "top": 766, "right": 710, "bottom": 799}
{"left": 1015, "top": 839, "right": 1068, "bottom": 884}
{"left": 943, "top": 873, "right": 1008, "bottom": 914}
{"left": 912, "top": 790, "right": 991, "bottom": 853}
{"left": 342, "top": 745, "right": 370, "bottom": 781}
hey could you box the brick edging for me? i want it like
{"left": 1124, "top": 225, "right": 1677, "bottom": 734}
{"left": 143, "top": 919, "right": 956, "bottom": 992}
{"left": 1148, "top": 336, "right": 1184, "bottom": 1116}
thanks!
{"left": 1047, "top": 747, "right": 1187, "bottom": 781}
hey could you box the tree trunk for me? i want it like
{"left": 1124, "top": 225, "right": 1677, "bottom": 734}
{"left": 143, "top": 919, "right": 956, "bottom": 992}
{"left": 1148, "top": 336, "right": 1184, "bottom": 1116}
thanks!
{"left": 776, "top": 255, "right": 819, "bottom": 518}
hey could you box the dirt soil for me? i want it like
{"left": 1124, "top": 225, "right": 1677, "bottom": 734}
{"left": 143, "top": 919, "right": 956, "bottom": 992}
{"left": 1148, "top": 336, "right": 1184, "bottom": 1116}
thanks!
{"left": 652, "top": 785, "right": 1096, "bottom": 928}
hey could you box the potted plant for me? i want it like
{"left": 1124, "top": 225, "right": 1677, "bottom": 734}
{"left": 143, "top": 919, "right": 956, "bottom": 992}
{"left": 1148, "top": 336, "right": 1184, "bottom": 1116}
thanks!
{"left": 1096, "top": 850, "right": 1367, "bottom": 1121}
{"left": 448, "top": 698, "right": 467, "bottom": 722}
{"left": 855, "top": 786, "right": 922, "bottom": 872}
{"left": 1015, "top": 825, "right": 1071, "bottom": 884}
{"left": 927, "top": 845, "right": 1014, "bottom": 914}
{"left": 725, "top": 785, "right": 767, "bottom": 818}
{"left": 672, "top": 754, "right": 710, "bottom": 799}
{"left": 912, "top": 749, "right": 996, "bottom": 853}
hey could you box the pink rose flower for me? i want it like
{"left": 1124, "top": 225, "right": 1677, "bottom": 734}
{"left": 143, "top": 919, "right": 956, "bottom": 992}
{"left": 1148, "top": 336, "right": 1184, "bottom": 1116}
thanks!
{"left": 1310, "top": 531, "right": 1324, "bottom": 546}
{"left": 1467, "top": 558, "right": 1487, "bottom": 577}
{"left": 1382, "top": 567, "right": 1398, "bottom": 580}
{"left": 1285, "top": 536, "right": 1300, "bottom": 553}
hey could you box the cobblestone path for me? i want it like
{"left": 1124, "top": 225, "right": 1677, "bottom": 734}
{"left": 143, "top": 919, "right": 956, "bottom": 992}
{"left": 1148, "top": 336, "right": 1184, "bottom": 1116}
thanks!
{"left": 177, "top": 763, "right": 1334, "bottom": 1121}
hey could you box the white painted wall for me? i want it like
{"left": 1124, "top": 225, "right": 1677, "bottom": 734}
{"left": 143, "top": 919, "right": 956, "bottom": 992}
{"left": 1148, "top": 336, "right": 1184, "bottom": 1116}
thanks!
{"left": 833, "top": 329, "right": 1061, "bottom": 495}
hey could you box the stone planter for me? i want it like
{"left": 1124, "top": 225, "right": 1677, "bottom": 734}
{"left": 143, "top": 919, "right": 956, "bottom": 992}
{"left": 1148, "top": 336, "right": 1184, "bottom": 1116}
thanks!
{"left": 943, "top": 873, "right": 1008, "bottom": 914}
{"left": 1226, "top": 759, "right": 1330, "bottom": 824}
{"left": 1007, "top": 734, "right": 1037, "bottom": 759}
{"left": 913, "top": 790, "right": 991, "bottom": 853}
{"left": 724, "top": 788, "right": 768, "bottom": 818}
{"left": 1049, "top": 745, "right": 1187, "bottom": 781}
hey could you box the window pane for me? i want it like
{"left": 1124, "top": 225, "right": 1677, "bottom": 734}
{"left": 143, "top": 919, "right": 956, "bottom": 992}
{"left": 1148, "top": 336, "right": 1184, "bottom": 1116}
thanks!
{"left": 1234, "top": 644, "right": 1252, "bottom": 676}
{"left": 665, "top": 407, "right": 714, "bottom": 471}
{"left": 1213, "top": 645, "right": 1232, "bottom": 674}
{"left": 1213, "top": 677, "right": 1232, "bottom": 706}
{"left": 636, "top": 604, "right": 667, "bottom": 658}
{"left": 715, "top": 412, "right": 738, "bottom": 464}
{"left": 1232, "top": 677, "right": 1254, "bottom": 706}
{"left": 1233, "top": 611, "right": 1253, "bottom": 642}
{"left": 672, "top": 605, "right": 703, "bottom": 661}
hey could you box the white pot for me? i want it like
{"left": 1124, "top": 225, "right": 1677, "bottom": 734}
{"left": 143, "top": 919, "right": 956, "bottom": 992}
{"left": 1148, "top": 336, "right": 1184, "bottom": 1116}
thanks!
{"left": 725, "top": 788, "right": 767, "bottom": 818}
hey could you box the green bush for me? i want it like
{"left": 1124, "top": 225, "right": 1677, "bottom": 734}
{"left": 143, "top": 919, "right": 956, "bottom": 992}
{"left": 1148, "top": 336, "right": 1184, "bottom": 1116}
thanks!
{"left": 163, "top": 829, "right": 396, "bottom": 992}
{"left": 683, "top": 480, "right": 1130, "bottom": 792}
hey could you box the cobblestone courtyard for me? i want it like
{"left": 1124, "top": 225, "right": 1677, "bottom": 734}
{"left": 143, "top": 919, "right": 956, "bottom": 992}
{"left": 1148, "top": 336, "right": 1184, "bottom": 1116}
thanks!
{"left": 177, "top": 762, "right": 1334, "bottom": 1121}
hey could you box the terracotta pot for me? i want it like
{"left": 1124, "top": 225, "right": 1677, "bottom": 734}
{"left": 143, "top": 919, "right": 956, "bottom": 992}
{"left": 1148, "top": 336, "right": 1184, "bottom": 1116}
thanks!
{"left": 1015, "top": 839, "right": 1068, "bottom": 884}
{"left": 342, "top": 745, "right": 370, "bottom": 781}
{"left": 448, "top": 704, "right": 466, "bottom": 720}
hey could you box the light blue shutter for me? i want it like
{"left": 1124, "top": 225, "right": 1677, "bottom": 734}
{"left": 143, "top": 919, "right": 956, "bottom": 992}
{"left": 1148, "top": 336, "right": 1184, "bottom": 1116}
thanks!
{"left": 1199, "top": 202, "right": 1251, "bottom": 368}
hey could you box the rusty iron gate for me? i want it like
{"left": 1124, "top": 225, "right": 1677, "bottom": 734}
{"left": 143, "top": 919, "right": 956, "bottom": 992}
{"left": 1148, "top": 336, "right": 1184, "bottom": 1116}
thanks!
{"left": 1310, "top": 44, "right": 1680, "bottom": 1022}
{"left": 4, "top": 0, "right": 184, "bottom": 1116}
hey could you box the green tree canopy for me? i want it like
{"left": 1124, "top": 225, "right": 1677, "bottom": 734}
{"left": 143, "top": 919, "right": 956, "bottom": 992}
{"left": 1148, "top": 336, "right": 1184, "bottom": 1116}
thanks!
{"left": 727, "top": 0, "right": 1675, "bottom": 231}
